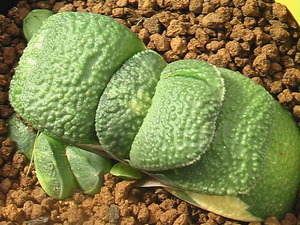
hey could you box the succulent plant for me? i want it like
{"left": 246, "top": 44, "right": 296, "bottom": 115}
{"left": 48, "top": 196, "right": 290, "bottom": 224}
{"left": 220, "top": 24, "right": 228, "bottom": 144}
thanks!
{"left": 9, "top": 12, "right": 300, "bottom": 221}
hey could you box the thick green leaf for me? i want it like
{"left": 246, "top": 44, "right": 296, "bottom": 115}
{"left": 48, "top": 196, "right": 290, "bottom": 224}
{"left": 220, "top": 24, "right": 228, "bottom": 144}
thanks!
{"left": 239, "top": 103, "right": 300, "bottom": 219}
{"left": 130, "top": 60, "right": 224, "bottom": 170}
{"left": 152, "top": 66, "right": 273, "bottom": 195}
{"left": 10, "top": 12, "right": 145, "bottom": 144}
{"left": 96, "top": 50, "right": 166, "bottom": 159}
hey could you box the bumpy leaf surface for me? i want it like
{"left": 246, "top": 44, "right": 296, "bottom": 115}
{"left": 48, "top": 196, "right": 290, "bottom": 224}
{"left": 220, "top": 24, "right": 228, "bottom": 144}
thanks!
{"left": 152, "top": 66, "right": 273, "bottom": 195}
{"left": 95, "top": 50, "right": 167, "bottom": 159}
{"left": 239, "top": 103, "right": 300, "bottom": 218}
{"left": 130, "top": 60, "right": 225, "bottom": 170}
{"left": 9, "top": 12, "right": 145, "bottom": 144}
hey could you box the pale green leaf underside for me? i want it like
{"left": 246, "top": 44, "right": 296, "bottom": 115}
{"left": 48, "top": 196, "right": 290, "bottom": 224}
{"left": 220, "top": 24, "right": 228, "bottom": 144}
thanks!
{"left": 9, "top": 12, "right": 145, "bottom": 144}
{"left": 166, "top": 188, "right": 261, "bottom": 222}
{"left": 130, "top": 60, "right": 225, "bottom": 170}
{"left": 95, "top": 50, "right": 167, "bottom": 159}
{"left": 153, "top": 67, "right": 274, "bottom": 195}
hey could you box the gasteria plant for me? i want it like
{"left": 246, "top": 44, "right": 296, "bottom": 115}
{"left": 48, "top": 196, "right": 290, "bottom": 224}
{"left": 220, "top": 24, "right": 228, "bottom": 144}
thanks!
{"left": 9, "top": 11, "right": 300, "bottom": 221}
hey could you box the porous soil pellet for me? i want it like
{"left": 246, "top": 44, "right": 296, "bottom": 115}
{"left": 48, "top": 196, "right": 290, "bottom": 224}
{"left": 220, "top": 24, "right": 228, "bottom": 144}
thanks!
{"left": 0, "top": 0, "right": 300, "bottom": 224}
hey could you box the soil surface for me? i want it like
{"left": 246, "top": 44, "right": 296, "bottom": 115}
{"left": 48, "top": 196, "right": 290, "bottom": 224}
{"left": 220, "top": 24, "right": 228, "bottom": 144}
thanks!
{"left": 0, "top": 0, "right": 300, "bottom": 224}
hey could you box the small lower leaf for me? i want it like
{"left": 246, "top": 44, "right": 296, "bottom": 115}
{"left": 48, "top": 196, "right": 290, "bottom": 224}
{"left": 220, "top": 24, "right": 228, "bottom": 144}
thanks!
{"left": 34, "top": 133, "right": 77, "bottom": 199}
{"left": 7, "top": 114, "right": 36, "bottom": 160}
{"left": 66, "top": 146, "right": 112, "bottom": 195}
{"left": 110, "top": 162, "right": 143, "bottom": 180}
{"left": 23, "top": 9, "right": 54, "bottom": 41}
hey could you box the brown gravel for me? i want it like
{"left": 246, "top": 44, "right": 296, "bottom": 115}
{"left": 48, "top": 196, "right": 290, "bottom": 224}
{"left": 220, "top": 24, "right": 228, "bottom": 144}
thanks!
{"left": 1, "top": 152, "right": 298, "bottom": 224}
{"left": 0, "top": 0, "right": 300, "bottom": 224}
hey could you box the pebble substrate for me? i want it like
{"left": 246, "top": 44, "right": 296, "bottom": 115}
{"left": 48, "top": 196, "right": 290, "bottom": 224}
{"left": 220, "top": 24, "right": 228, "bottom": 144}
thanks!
{"left": 0, "top": 0, "right": 300, "bottom": 224}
